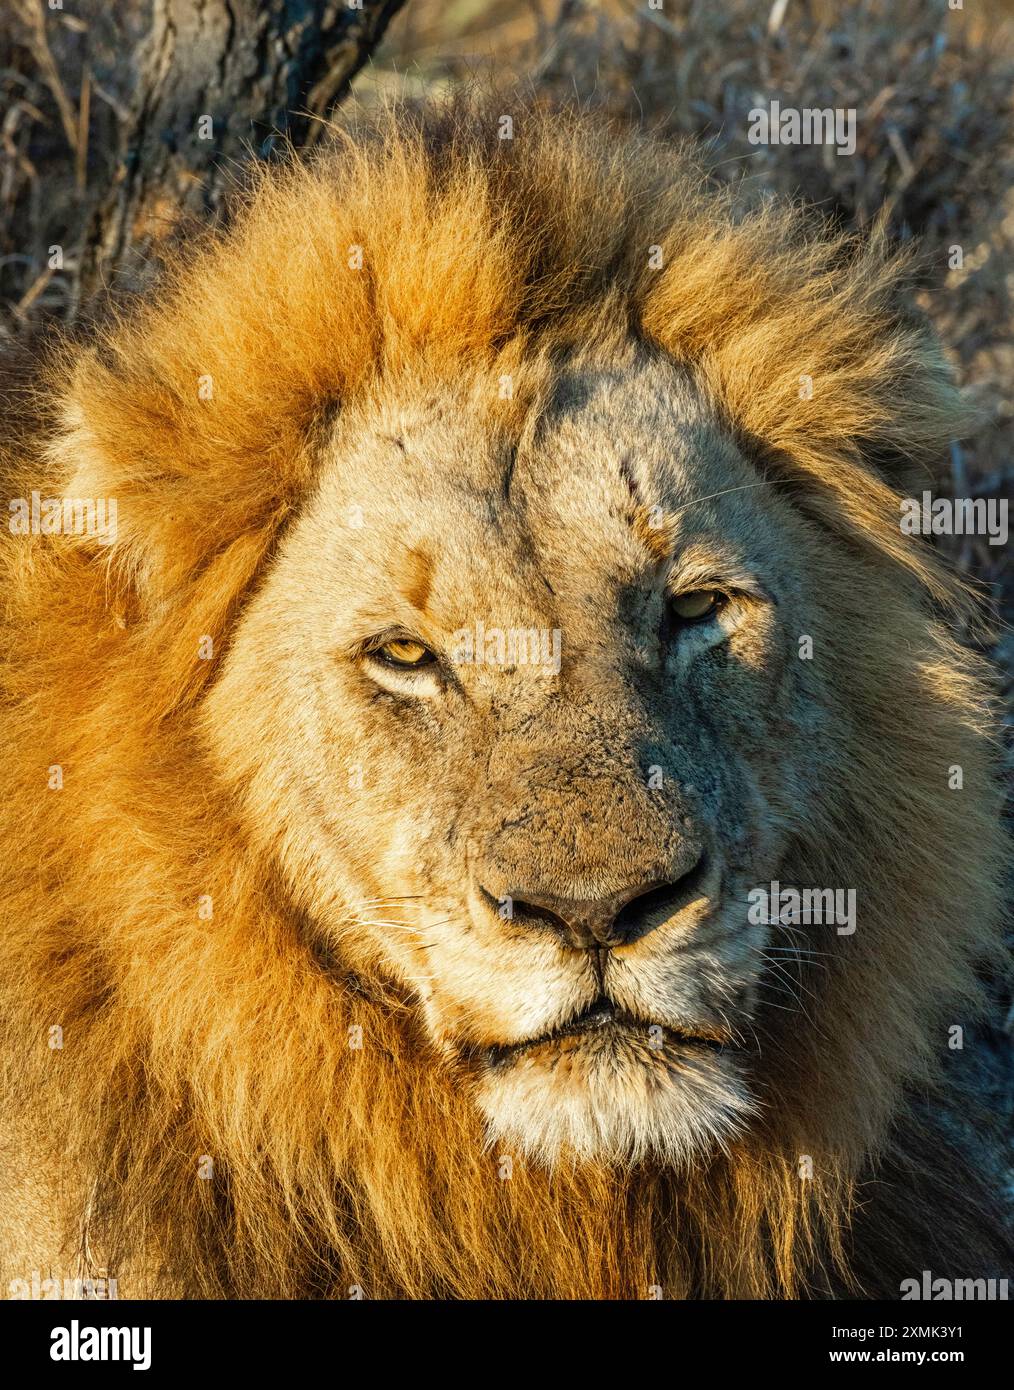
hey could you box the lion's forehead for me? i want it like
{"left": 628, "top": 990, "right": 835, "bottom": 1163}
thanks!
{"left": 306, "top": 353, "right": 774, "bottom": 634}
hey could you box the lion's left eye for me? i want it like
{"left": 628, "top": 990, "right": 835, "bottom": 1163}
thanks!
{"left": 669, "top": 589, "right": 725, "bottom": 623}
{"left": 374, "top": 638, "right": 435, "bottom": 668}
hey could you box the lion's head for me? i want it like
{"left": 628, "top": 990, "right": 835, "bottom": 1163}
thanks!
{"left": 1, "top": 99, "right": 1006, "bottom": 1298}
{"left": 204, "top": 343, "right": 809, "bottom": 1167}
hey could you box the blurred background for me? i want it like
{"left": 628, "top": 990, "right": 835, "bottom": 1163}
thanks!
{"left": 1, "top": 0, "right": 1011, "bottom": 1151}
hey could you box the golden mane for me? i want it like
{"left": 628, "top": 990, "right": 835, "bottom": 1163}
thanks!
{"left": 0, "top": 97, "right": 1007, "bottom": 1298}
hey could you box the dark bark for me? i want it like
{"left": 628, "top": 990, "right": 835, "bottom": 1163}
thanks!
{"left": 79, "top": 0, "right": 408, "bottom": 303}
{"left": 2, "top": 0, "right": 408, "bottom": 318}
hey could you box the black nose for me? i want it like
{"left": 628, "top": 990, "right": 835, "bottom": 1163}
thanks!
{"left": 494, "top": 855, "right": 708, "bottom": 949}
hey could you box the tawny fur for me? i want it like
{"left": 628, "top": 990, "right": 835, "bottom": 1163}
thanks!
{"left": 0, "top": 98, "right": 1008, "bottom": 1299}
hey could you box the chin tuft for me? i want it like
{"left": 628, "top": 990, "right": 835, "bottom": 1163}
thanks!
{"left": 476, "top": 1033, "right": 754, "bottom": 1168}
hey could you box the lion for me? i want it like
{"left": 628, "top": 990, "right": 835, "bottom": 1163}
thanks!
{"left": 0, "top": 98, "right": 1009, "bottom": 1300}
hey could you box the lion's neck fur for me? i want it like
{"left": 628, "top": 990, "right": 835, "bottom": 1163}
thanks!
{"left": 10, "top": 868, "right": 849, "bottom": 1299}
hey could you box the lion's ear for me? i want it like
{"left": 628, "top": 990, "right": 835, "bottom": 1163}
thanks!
{"left": 46, "top": 346, "right": 299, "bottom": 610}
{"left": 47, "top": 356, "right": 169, "bottom": 596}
{"left": 854, "top": 438, "right": 951, "bottom": 498}
{"left": 850, "top": 313, "right": 980, "bottom": 498}
{"left": 34, "top": 347, "right": 296, "bottom": 717}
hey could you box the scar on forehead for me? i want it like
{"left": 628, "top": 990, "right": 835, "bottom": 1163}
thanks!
{"left": 399, "top": 545, "right": 433, "bottom": 614}
{"left": 618, "top": 453, "right": 640, "bottom": 503}
{"left": 632, "top": 506, "right": 672, "bottom": 563}
{"left": 620, "top": 455, "right": 671, "bottom": 564}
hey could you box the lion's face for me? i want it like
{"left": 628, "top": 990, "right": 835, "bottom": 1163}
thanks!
{"left": 205, "top": 347, "right": 826, "bottom": 1167}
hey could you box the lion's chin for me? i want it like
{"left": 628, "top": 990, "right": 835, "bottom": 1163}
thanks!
{"left": 475, "top": 1025, "right": 755, "bottom": 1169}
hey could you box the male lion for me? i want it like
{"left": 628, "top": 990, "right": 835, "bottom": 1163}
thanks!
{"left": 0, "top": 101, "right": 1009, "bottom": 1299}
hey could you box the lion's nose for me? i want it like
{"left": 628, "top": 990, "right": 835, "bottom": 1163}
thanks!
{"left": 494, "top": 856, "right": 707, "bottom": 950}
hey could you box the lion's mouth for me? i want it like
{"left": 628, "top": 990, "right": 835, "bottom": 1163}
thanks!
{"left": 482, "top": 997, "right": 736, "bottom": 1068}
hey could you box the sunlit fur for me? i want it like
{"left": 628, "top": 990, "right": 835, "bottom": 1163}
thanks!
{"left": 0, "top": 97, "right": 1008, "bottom": 1298}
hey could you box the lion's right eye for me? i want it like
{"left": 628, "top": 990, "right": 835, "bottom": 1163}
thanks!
{"left": 669, "top": 589, "right": 726, "bottom": 624}
{"left": 373, "top": 638, "right": 435, "bottom": 668}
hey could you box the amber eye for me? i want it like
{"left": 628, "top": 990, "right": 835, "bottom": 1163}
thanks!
{"left": 669, "top": 589, "right": 725, "bottom": 623}
{"left": 374, "top": 638, "right": 435, "bottom": 668}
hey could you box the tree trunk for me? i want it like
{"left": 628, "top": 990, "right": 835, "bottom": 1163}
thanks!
{"left": 5, "top": 0, "right": 408, "bottom": 318}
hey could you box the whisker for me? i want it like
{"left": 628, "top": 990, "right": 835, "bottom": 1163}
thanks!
{"left": 667, "top": 479, "right": 781, "bottom": 521}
